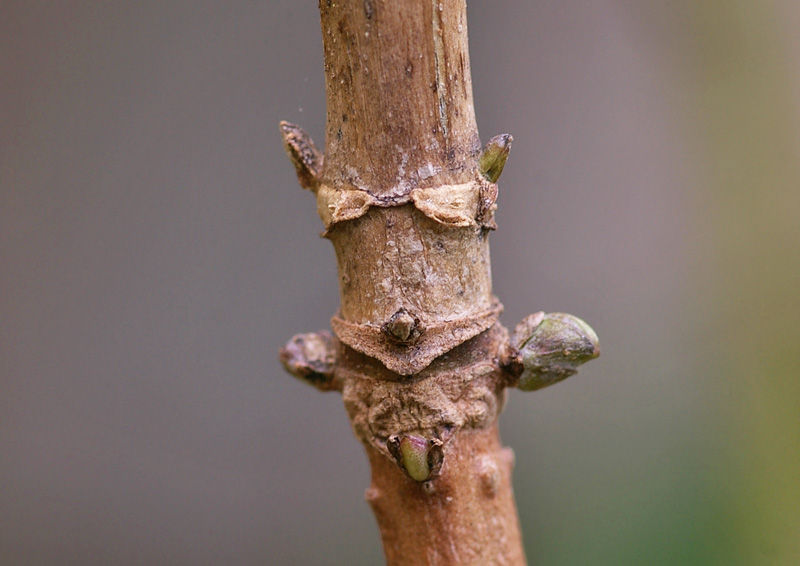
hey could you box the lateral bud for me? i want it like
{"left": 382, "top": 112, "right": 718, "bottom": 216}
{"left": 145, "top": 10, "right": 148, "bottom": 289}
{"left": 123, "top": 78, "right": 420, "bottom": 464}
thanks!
{"left": 279, "top": 331, "right": 339, "bottom": 391}
{"left": 479, "top": 133, "right": 513, "bottom": 183}
{"left": 279, "top": 120, "right": 323, "bottom": 192}
{"left": 381, "top": 308, "right": 421, "bottom": 344}
{"left": 387, "top": 435, "right": 444, "bottom": 482}
{"left": 510, "top": 312, "right": 599, "bottom": 391}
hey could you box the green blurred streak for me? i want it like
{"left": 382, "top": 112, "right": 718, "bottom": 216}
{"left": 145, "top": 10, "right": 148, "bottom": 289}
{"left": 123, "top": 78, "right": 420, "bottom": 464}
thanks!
{"left": 687, "top": 0, "right": 800, "bottom": 563}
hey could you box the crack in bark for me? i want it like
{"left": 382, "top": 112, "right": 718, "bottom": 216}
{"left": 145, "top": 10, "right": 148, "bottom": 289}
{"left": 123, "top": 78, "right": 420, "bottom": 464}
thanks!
{"left": 431, "top": 0, "right": 449, "bottom": 139}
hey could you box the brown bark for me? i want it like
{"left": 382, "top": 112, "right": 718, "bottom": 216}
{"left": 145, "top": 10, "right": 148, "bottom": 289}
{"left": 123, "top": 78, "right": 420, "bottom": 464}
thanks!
{"left": 279, "top": 1, "right": 599, "bottom": 564}
{"left": 366, "top": 426, "right": 524, "bottom": 565}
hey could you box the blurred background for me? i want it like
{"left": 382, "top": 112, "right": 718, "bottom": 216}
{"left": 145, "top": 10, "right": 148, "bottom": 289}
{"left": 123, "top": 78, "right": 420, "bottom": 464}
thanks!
{"left": 2, "top": 1, "right": 799, "bottom": 564}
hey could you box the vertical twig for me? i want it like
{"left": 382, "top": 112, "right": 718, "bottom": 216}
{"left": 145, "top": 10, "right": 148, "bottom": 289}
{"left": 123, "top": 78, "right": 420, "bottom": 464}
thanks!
{"left": 280, "top": 2, "right": 599, "bottom": 563}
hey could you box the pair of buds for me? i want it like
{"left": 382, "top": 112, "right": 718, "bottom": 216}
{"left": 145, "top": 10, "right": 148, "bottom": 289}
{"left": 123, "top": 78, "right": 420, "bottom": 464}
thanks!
{"left": 280, "top": 121, "right": 514, "bottom": 192}
{"left": 383, "top": 312, "right": 599, "bottom": 482}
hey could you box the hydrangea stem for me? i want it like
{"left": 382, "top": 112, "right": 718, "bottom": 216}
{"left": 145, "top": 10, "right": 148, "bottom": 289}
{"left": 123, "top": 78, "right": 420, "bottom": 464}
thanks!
{"left": 279, "top": 1, "right": 599, "bottom": 563}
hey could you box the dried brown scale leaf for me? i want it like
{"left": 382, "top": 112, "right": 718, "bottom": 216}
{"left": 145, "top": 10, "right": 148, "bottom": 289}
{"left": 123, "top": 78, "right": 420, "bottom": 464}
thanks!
{"left": 477, "top": 180, "right": 499, "bottom": 229}
{"left": 314, "top": 176, "right": 498, "bottom": 232}
{"left": 315, "top": 184, "right": 377, "bottom": 230}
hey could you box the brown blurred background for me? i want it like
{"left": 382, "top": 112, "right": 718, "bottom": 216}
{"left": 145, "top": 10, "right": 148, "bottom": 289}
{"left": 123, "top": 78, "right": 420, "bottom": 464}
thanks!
{"left": 2, "top": 1, "right": 799, "bottom": 564}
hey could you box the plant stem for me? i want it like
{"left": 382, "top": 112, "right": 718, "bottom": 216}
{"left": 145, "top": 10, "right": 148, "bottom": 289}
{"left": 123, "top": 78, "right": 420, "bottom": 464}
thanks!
{"left": 280, "top": 1, "right": 599, "bottom": 563}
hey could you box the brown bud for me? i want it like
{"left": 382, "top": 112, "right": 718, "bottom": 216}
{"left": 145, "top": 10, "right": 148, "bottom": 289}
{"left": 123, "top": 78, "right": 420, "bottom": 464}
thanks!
{"left": 279, "top": 121, "right": 323, "bottom": 192}
{"left": 279, "top": 331, "right": 339, "bottom": 391}
{"left": 381, "top": 308, "right": 421, "bottom": 344}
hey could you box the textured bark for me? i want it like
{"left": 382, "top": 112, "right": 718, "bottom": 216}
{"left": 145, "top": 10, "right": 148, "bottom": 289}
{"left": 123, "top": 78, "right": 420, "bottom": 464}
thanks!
{"left": 280, "top": 1, "right": 599, "bottom": 564}
{"left": 366, "top": 426, "right": 524, "bottom": 565}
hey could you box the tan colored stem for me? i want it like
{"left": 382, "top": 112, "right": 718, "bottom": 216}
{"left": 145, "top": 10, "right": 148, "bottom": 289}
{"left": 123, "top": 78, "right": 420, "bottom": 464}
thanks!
{"left": 320, "top": 0, "right": 498, "bottom": 376}
{"left": 280, "top": 0, "right": 600, "bottom": 562}
{"left": 311, "top": 1, "right": 526, "bottom": 564}
{"left": 319, "top": 0, "right": 479, "bottom": 193}
{"left": 366, "top": 426, "right": 525, "bottom": 565}
{"left": 283, "top": 0, "right": 596, "bottom": 563}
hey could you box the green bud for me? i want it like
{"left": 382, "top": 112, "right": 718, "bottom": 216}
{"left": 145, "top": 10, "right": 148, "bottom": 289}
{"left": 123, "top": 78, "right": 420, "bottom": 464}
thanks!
{"left": 479, "top": 133, "right": 513, "bottom": 183}
{"left": 399, "top": 436, "right": 430, "bottom": 481}
{"left": 515, "top": 313, "right": 599, "bottom": 391}
{"left": 387, "top": 435, "right": 444, "bottom": 482}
